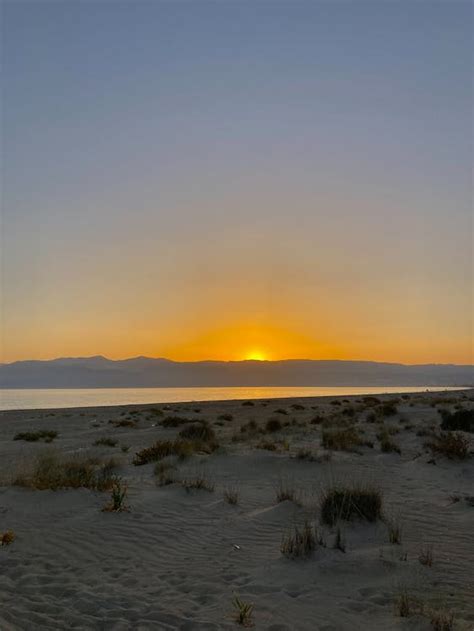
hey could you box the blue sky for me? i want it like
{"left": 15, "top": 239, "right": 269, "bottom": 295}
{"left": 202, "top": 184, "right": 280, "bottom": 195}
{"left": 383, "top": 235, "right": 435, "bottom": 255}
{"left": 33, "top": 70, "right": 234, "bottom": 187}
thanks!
{"left": 2, "top": 1, "right": 472, "bottom": 363}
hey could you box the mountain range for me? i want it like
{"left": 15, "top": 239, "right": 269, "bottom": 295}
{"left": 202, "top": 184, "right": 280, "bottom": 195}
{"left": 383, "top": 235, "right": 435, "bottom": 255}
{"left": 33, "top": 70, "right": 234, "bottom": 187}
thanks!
{"left": 0, "top": 356, "right": 472, "bottom": 388}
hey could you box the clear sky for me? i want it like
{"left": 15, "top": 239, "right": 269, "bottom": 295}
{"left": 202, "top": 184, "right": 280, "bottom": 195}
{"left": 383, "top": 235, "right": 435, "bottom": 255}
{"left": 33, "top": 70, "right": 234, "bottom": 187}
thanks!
{"left": 2, "top": 1, "right": 472, "bottom": 364}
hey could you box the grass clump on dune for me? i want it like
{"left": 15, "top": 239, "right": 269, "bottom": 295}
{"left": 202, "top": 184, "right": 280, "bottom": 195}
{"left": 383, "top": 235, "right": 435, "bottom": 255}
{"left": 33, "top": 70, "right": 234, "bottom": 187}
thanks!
{"left": 377, "top": 428, "right": 401, "bottom": 454}
{"left": 14, "top": 452, "right": 117, "bottom": 491}
{"left": 1, "top": 530, "right": 16, "bottom": 546}
{"left": 94, "top": 437, "right": 118, "bottom": 447}
{"left": 321, "top": 427, "right": 363, "bottom": 451}
{"left": 439, "top": 408, "right": 473, "bottom": 433}
{"left": 265, "top": 418, "right": 283, "bottom": 433}
{"left": 427, "top": 432, "right": 470, "bottom": 460}
{"left": 320, "top": 483, "right": 382, "bottom": 526}
{"left": 281, "top": 521, "right": 322, "bottom": 558}
{"left": 178, "top": 421, "right": 216, "bottom": 442}
{"left": 133, "top": 436, "right": 218, "bottom": 466}
{"left": 232, "top": 595, "right": 254, "bottom": 627}
{"left": 14, "top": 430, "right": 58, "bottom": 443}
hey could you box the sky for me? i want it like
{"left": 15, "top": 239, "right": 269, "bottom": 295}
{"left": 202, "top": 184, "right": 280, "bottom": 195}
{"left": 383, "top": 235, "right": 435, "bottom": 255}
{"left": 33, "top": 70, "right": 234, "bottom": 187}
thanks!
{"left": 1, "top": 1, "right": 472, "bottom": 365}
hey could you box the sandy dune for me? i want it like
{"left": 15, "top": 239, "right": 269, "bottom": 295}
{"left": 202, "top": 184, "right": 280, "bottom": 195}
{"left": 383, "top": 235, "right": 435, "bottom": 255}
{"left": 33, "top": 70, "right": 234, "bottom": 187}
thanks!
{"left": 0, "top": 390, "right": 473, "bottom": 630}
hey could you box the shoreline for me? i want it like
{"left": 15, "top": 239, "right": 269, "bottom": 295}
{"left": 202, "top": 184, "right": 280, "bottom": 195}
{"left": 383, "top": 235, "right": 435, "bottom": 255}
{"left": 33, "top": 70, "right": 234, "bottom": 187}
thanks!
{"left": 0, "top": 385, "right": 469, "bottom": 413}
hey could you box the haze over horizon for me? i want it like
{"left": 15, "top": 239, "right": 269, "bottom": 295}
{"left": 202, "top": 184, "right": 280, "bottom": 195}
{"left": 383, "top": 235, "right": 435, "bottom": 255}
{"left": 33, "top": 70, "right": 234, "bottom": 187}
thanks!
{"left": 2, "top": 2, "right": 472, "bottom": 365}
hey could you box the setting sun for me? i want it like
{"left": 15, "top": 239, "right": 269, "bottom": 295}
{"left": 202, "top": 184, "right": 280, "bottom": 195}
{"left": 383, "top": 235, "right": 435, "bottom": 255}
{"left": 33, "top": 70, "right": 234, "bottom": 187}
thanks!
{"left": 243, "top": 350, "right": 268, "bottom": 361}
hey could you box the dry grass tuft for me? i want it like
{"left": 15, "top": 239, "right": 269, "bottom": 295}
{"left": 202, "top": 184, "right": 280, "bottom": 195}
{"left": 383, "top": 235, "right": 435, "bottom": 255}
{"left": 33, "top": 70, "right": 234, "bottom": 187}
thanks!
{"left": 321, "top": 427, "right": 363, "bottom": 452}
{"left": 94, "top": 437, "right": 118, "bottom": 447}
{"left": 14, "top": 430, "right": 58, "bottom": 443}
{"left": 377, "top": 428, "right": 401, "bottom": 454}
{"left": 274, "top": 478, "right": 301, "bottom": 504}
{"left": 429, "top": 608, "right": 454, "bottom": 630}
{"left": 181, "top": 472, "right": 215, "bottom": 492}
{"left": 320, "top": 483, "right": 382, "bottom": 526}
{"left": 14, "top": 452, "right": 117, "bottom": 491}
{"left": 133, "top": 438, "right": 218, "bottom": 465}
{"left": 178, "top": 421, "right": 216, "bottom": 442}
{"left": 232, "top": 595, "right": 254, "bottom": 626}
{"left": 418, "top": 544, "right": 434, "bottom": 567}
{"left": 102, "top": 478, "right": 129, "bottom": 512}
{"left": 265, "top": 418, "right": 283, "bottom": 433}
{"left": 281, "top": 521, "right": 322, "bottom": 558}
{"left": 1, "top": 530, "right": 16, "bottom": 546}
{"left": 439, "top": 408, "right": 473, "bottom": 432}
{"left": 223, "top": 485, "right": 239, "bottom": 505}
{"left": 427, "top": 432, "right": 470, "bottom": 460}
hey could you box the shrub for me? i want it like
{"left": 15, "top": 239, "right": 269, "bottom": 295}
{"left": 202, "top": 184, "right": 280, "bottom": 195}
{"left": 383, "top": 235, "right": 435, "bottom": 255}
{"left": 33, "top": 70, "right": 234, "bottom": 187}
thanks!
{"left": 274, "top": 408, "right": 288, "bottom": 415}
{"left": 1, "top": 530, "right": 16, "bottom": 546}
{"left": 427, "top": 432, "right": 470, "bottom": 460}
{"left": 14, "top": 452, "right": 117, "bottom": 491}
{"left": 291, "top": 404, "right": 305, "bottom": 411}
{"left": 265, "top": 418, "right": 283, "bottom": 433}
{"left": 178, "top": 421, "right": 216, "bottom": 442}
{"left": 320, "top": 484, "right": 382, "bottom": 526}
{"left": 321, "top": 427, "right": 363, "bottom": 451}
{"left": 281, "top": 521, "right": 321, "bottom": 558}
{"left": 240, "top": 420, "right": 258, "bottom": 434}
{"left": 242, "top": 401, "right": 254, "bottom": 407}
{"left": 232, "top": 595, "right": 254, "bottom": 627}
{"left": 14, "top": 430, "right": 58, "bottom": 443}
{"left": 310, "top": 415, "right": 324, "bottom": 425}
{"left": 378, "top": 402, "right": 398, "bottom": 417}
{"left": 440, "top": 408, "right": 474, "bottom": 432}
{"left": 362, "top": 396, "right": 381, "bottom": 406}
{"left": 295, "top": 448, "right": 315, "bottom": 461}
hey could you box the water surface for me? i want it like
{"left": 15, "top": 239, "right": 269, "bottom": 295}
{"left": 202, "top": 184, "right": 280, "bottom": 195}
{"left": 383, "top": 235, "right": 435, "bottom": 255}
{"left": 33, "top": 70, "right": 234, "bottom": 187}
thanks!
{"left": 0, "top": 386, "right": 465, "bottom": 411}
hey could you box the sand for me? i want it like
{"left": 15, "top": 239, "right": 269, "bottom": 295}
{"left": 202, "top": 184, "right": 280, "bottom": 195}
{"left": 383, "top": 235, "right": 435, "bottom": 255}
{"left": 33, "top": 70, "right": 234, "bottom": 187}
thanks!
{"left": 0, "top": 390, "right": 473, "bottom": 630}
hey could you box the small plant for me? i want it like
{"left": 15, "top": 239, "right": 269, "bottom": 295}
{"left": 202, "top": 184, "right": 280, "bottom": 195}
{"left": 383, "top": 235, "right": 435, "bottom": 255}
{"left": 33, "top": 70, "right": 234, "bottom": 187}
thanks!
{"left": 102, "top": 478, "right": 129, "bottom": 512}
{"left": 395, "top": 586, "right": 422, "bottom": 617}
{"left": 281, "top": 521, "right": 319, "bottom": 558}
{"left": 418, "top": 544, "right": 434, "bottom": 567}
{"left": 320, "top": 483, "right": 382, "bottom": 526}
{"left": 133, "top": 437, "right": 218, "bottom": 465}
{"left": 333, "top": 526, "right": 345, "bottom": 552}
{"left": 178, "top": 421, "right": 216, "bottom": 442}
{"left": 14, "top": 430, "right": 58, "bottom": 443}
{"left": 110, "top": 419, "right": 137, "bottom": 428}
{"left": 295, "top": 448, "right": 315, "bottom": 461}
{"left": 265, "top": 418, "right": 283, "bottom": 433}
{"left": 429, "top": 608, "right": 454, "bottom": 630}
{"left": 321, "top": 427, "right": 363, "bottom": 452}
{"left": 1, "top": 530, "right": 16, "bottom": 546}
{"left": 255, "top": 439, "right": 278, "bottom": 451}
{"left": 218, "top": 413, "right": 233, "bottom": 421}
{"left": 161, "top": 415, "right": 194, "bottom": 427}
{"left": 291, "top": 404, "right": 305, "bottom": 411}
{"left": 121, "top": 445, "right": 130, "bottom": 453}
{"left": 94, "top": 437, "right": 118, "bottom": 447}
{"left": 377, "top": 428, "right": 401, "bottom": 454}
{"left": 232, "top": 594, "right": 254, "bottom": 626}
{"left": 274, "top": 478, "right": 301, "bottom": 504}
{"left": 385, "top": 515, "right": 402, "bottom": 544}
{"left": 242, "top": 401, "right": 254, "bottom": 407}
{"left": 181, "top": 472, "right": 214, "bottom": 492}
{"left": 274, "top": 408, "right": 288, "bottom": 415}
{"left": 241, "top": 420, "right": 258, "bottom": 434}
{"left": 223, "top": 486, "right": 239, "bottom": 505}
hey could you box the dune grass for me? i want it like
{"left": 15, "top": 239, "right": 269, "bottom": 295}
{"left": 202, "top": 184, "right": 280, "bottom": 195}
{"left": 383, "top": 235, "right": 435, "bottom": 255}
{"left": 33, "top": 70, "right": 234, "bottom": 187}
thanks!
{"left": 14, "top": 430, "right": 58, "bottom": 443}
{"left": 320, "top": 483, "right": 382, "bottom": 526}
{"left": 14, "top": 452, "right": 118, "bottom": 491}
{"left": 281, "top": 521, "right": 321, "bottom": 558}
{"left": 427, "top": 432, "right": 470, "bottom": 460}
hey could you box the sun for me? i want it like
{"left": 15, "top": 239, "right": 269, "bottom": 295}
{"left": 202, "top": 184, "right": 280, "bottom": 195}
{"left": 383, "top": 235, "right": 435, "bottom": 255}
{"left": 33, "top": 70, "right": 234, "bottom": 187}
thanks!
{"left": 243, "top": 349, "right": 268, "bottom": 361}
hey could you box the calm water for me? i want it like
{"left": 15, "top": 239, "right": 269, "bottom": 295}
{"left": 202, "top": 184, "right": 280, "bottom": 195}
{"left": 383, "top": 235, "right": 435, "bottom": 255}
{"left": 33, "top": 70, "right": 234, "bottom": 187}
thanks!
{"left": 0, "top": 386, "right": 465, "bottom": 411}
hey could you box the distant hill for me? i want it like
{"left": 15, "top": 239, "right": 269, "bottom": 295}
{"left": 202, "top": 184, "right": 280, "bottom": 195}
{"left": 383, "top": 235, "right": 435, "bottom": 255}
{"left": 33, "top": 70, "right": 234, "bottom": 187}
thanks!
{"left": 0, "top": 356, "right": 472, "bottom": 388}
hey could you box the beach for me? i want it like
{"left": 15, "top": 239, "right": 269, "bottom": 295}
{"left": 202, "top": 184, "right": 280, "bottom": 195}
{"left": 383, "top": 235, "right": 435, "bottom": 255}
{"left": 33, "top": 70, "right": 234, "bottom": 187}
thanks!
{"left": 1, "top": 390, "right": 473, "bottom": 630}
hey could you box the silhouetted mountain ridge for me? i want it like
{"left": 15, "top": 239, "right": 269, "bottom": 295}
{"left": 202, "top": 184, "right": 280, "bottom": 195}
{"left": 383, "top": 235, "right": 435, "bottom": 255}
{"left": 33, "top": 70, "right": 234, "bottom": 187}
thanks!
{"left": 0, "top": 357, "right": 472, "bottom": 388}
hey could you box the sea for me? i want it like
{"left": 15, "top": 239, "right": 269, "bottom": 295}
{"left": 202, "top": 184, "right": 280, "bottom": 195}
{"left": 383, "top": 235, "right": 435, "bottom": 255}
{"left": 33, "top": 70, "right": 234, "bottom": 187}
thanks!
{"left": 0, "top": 386, "right": 466, "bottom": 411}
